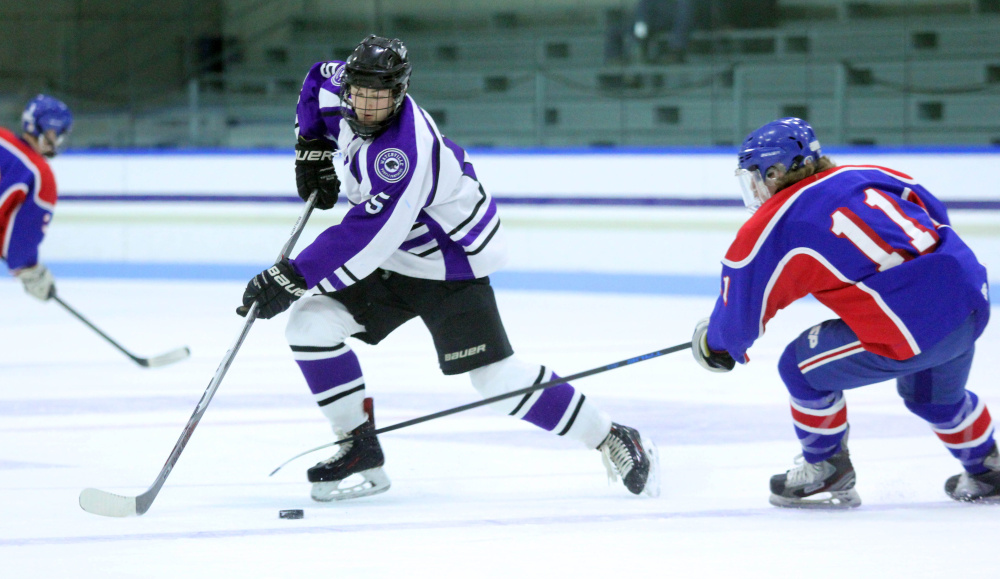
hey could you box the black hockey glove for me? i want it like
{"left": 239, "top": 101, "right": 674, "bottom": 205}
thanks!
{"left": 294, "top": 138, "right": 340, "bottom": 210}
{"left": 236, "top": 258, "right": 308, "bottom": 320}
{"left": 691, "top": 317, "right": 736, "bottom": 373}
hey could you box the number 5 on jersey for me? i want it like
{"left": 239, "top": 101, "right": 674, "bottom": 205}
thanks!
{"left": 366, "top": 192, "right": 392, "bottom": 214}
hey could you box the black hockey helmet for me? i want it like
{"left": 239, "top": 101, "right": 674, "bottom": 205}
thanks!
{"left": 341, "top": 35, "right": 412, "bottom": 137}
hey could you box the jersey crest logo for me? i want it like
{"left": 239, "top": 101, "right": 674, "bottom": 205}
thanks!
{"left": 374, "top": 148, "right": 409, "bottom": 183}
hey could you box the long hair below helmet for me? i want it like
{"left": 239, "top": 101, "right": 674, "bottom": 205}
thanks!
{"left": 341, "top": 35, "right": 412, "bottom": 138}
{"left": 738, "top": 117, "right": 821, "bottom": 178}
{"left": 735, "top": 117, "right": 822, "bottom": 211}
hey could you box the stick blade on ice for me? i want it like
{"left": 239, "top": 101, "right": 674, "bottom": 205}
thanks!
{"left": 79, "top": 488, "right": 138, "bottom": 517}
{"left": 77, "top": 194, "right": 318, "bottom": 518}
{"left": 139, "top": 346, "right": 191, "bottom": 368}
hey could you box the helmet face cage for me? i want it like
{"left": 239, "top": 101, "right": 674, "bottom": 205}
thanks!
{"left": 734, "top": 117, "right": 821, "bottom": 212}
{"left": 341, "top": 35, "right": 412, "bottom": 138}
{"left": 735, "top": 167, "right": 771, "bottom": 213}
{"left": 21, "top": 94, "right": 73, "bottom": 157}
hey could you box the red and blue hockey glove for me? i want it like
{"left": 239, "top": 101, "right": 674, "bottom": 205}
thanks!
{"left": 236, "top": 258, "right": 308, "bottom": 320}
{"left": 691, "top": 317, "right": 736, "bottom": 373}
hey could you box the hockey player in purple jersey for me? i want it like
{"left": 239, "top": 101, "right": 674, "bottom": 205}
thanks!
{"left": 237, "top": 35, "right": 659, "bottom": 501}
{"left": 1, "top": 95, "right": 73, "bottom": 301}
{"left": 692, "top": 117, "right": 997, "bottom": 508}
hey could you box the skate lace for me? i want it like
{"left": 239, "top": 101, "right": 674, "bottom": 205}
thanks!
{"left": 318, "top": 434, "right": 353, "bottom": 465}
{"left": 785, "top": 454, "right": 824, "bottom": 486}
{"left": 600, "top": 434, "right": 634, "bottom": 484}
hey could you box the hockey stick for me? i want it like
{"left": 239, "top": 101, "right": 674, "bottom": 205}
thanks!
{"left": 51, "top": 293, "right": 191, "bottom": 368}
{"left": 3, "top": 256, "right": 190, "bottom": 368}
{"left": 79, "top": 192, "right": 318, "bottom": 517}
{"left": 269, "top": 341, "right": 693, "bottom": 476}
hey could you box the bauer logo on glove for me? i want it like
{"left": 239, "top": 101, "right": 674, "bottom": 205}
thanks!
{"left": 268, "top": 266, "right": 307, "bottom": 297}
{"left": 294, "top": 138, "right": 340, "bottom": 210}
{"left": 295, "top": 149, "right": 334, "bottom": 163}
{"left": 237, "top": 258, "right": 310, "bottom": 319}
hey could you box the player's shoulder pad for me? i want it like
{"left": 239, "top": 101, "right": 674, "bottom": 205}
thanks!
{"left": 307, "top": 61, "right": 346, "bottom": 87}
{"left": 0, "top": 127, "right": 56, "bottom": 196}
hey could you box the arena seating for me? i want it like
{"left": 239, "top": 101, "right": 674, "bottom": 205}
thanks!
{"left": 63, "top": 0, "right": 1000, "bottom": 149}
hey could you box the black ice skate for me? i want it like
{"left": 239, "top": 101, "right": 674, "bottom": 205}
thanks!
{"left": 945, "top": 444, "right": 1000, "bottom": 502}
{"left": 599, "top": 423, "right": 660, "bottom": 498}
{"left": 769, "top": 442, "right": 860, "bottom": 509}
{"left": 307, "top": 400, "right": 390, "bottom": 502}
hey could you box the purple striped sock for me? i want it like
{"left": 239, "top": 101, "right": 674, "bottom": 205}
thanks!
{"left": 521, "top": 374, "right": 575, "bottom": 432}
{"left": 297, "top": 349, "right": 364, "bottom": 398}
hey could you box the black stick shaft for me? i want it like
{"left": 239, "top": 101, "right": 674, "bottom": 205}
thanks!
{"left": 270, "top": 341, "right": 692, "bottom": 475}
{"left": 52, "top": 294, "right": 139, "bottom": 361}
{"left": 356, "top": 342, "right": 692, "bottom": 441}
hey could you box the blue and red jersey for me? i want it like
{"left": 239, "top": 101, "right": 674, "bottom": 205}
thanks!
{"left": 707, "top": 165, "right": 990, "bottom": 362}
{"left": 0, "top": 127, "right": 57, "bottom": 271}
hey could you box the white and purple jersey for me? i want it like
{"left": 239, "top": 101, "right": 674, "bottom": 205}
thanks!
{"left": 0, "top": 127, "right": 57, "bottom": 271}
{"left": 291, "top": 61, "right": 508, "bottom": 290}
{"left": 707, "top": 165, "right": 990, "bottom": 363}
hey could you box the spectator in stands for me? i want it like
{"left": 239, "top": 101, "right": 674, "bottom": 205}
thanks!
{"left": 604, "top": 0, "right": 778, "bottom": 65}
{"left": 605, "top": 0, "right": 693, "bottom": 64}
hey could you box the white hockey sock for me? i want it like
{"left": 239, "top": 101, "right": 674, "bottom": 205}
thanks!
{"left": 469, "top": 355, "right": 612, "bottom": 449}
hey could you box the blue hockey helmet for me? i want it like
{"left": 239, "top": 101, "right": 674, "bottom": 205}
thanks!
{"left": 341, "top": 35, "right": 412, "bottom": 138}
{"left": 735, "top": 117, "right": 821, "bottom": 212}
{"left": 21, "top": 94, "right": 73, "bottom": 157}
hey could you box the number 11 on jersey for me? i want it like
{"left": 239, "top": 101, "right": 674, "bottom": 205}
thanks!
{"left": 830, "top": 188, "right": 939, "bottom": 272}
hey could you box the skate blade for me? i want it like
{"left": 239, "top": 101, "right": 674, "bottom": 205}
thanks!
{"left": 946, "top": 477, "right": 1000, "bottom": 502}
{"left": 949, "top": 495, "right": 1000, "bottom": 503}
{"left": 641, "top": 436, "right": 661, "bottom": 498}
{"left": 769, "top": 488, "right": 861, "bottom": 510}
{"left": 946, "top": 487, "right": 1000, "bottom": 502}
{"left": 950, "top": 494, "right": 1000, "bottom": 503}
{"left": 310, "top": 468, "right": 391, "bottom": 502}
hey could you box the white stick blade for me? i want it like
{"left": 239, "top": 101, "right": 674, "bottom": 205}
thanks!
{"left": 79, "top": 488, "right": 138, "bottom": 517}
{"left": 144, "top": 346, "right": 191, "bottom": 368}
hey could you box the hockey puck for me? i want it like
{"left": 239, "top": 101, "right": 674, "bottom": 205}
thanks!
{"left": 279, "top": 509, "right": 304, "bottom": 519}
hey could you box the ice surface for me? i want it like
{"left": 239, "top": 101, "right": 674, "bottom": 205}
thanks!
{"left": 1, "top": 208, "right": 999, "bottom": 578}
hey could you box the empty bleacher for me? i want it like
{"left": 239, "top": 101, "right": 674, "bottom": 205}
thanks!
{"left": 55, "top": 0, "right": 1000, "bottom": 149}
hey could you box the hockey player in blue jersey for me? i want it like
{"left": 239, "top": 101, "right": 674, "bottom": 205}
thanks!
{"left": 1, "top": 95, "right": 73, "bottom": 301}
{"left": 237, "top": 35, "right": 659, "bottom": 502}
{"left": 692, "top": 117, "right": 997, "bottom": 508}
